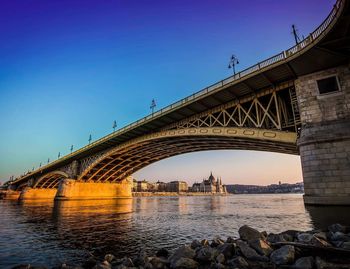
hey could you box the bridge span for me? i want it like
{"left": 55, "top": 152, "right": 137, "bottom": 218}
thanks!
{"left": 3, "top": 0, "right": 350, "bottom": 204}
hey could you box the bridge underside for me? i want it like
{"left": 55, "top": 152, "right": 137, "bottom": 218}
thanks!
{"left": 79, "top": 128, "right": 297, "bottom": 183}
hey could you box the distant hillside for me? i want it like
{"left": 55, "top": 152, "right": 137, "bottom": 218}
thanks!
{"left": 226, "top": 182, "right": 303, "bottom": 194}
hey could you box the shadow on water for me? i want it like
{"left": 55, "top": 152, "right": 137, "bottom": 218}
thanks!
{"left": 306, "top": 205, "right": 350, "bottom": 230}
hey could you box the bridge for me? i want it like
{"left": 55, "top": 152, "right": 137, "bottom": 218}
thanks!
{"left": 3, "top": 0, "right": 350, "bottom": 204}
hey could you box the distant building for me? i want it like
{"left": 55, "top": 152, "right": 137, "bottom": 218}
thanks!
{"left": 226, "top": 182, "right": 304, "bottom": 194}
{"left": 191, "top": 172, "right": 227, "bottom": 193}
{"left": 166, "top": 181, "right": 188, "bottom": 192}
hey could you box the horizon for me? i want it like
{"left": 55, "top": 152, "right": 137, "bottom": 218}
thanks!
{"left": 0, "top": 0, "right": 333, "bottom": 185}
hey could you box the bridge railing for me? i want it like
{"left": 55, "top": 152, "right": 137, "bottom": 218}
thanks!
{"left": 12, "top": 0, "right": 343, "bottom": 184}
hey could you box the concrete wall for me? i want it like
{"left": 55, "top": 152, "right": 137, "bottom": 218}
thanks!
{"left": 19, "top": 188, "right": 57, "bottom": 200}
{"left": 55, "top": 178, "right": 132, "bottom": 200}
{"left": 296, "top": 64, "right": 350, "bottom": 205}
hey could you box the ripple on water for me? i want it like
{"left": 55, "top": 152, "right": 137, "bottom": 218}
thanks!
{"left": 1, "top": 194, "right": 350, "bottom": 268}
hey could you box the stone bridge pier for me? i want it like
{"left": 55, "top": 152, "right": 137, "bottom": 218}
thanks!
{"left": 296, "top": 65, "right": 350, "bottom": 205}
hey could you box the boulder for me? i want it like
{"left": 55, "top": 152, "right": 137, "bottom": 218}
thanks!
{"left": 201, "top": 239, "right": 209, "bottom": 246}
{"left": 92, "top": 261, "right": 111, "bottom": 269}
{"left": 328, "top": 224, "right": 347, "bottom": 233}
{"left": 249, "top": 239, "right": 273, "bottom": 256}
{"left": 227, "top": 256, "right": 249, "bottom": 268}
{"left": 190, "top": 240, "right": 202, "bottom": 250}
{"left": 330, "top": 231, "right": 350, "bottom": 242}
{"left": 238, "top": 225, "right": 263, "bottom": 242}
{"left": 226, "top": 237, "right": 235, "bottom": 243}
{"left": 315, "top": 257, "right": 350, "bottom": 269}
{"left": 211, "top": 237, "right": 225, "bottom": 248}
{"left": 104, "top": 254, "right": 115, "bottom": 263}
{"left": 293, "top": 256, "right": 314, "bottom": 269}
{"left": 297, "top": 233, "right": 314, "bottom": 243}
{"left": 266, "top": 233, "right": 285, "bottom": 243}
{"left": 342, "top": 241, "right": 350, "bottom": 249}
{"left": 122, "top": 257, "right": 134, "bottom": 267}
{"left": 156, "top": 248, "right": 169, "bottom": 258}
{"left": 313, "top": 232, "right": 327, "bottom": 241}
{"left": 217, "top": 243, "right": 235, "bottom": 259}
{"left": 236, "top": 240, "right": 268, "bottom": 262}
{"left": 195, "top": 246, "right": 216, "bottom": 263}
{"left": 172, "top": 258, "right": 198, "bottom": 269}
{"left": 270, "top": 245, "right": 295, "bottom": 265}
{"left": 149, "top": 257, "right": 168, "bottom": 269}
{"left": 216, "top": 253, "right": 225, "bottom": 264}
{"left": 169, "top": 246, "right": 196, "bottom": 268}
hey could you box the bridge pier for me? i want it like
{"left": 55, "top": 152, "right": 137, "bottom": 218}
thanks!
{"left": 55, "top": 177, "right": 132, "bottom": 200}
{"left": 296, "top": 65, "right": 350, "bottom": 205}
{"left": 19, "top": 187, "right": 57, "bottom": 200}
{"left": 0, "top": 190, "right": 21, "bottom": 200}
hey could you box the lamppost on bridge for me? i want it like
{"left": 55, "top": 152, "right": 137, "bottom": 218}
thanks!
{"left": 88, "top": 134, "right": 92, "bottom": 145}
{"left": 150, "top": 99, "right": 156, "bottom": 115}
{"left": 58, "top": 152, "right": 61, "bottom": 159}
{"left": 39, "top": 162, "right": 42, "bottom": 168}
{"left": 113, "top": 120, "right": 117, "bottom": 132}
{"left": 70, "top": 145, "right": 73, "bottom": 153}
{"left": 228, "top": 55, "right": 239, "bottom": 75}
{"left": 47, "top": 158, "right": 50, "bottom": 164}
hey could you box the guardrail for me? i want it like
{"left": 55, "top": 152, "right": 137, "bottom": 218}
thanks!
{"left": 11, "top": 0, "right": 343, "bottom": 184}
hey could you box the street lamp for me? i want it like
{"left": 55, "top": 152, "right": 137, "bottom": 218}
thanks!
{"left": 58, "top": 152, "right": 61, "bottom": 159}
{"left": 88, "top": 134, "right": 92, "bottom": 145}
{"left": 112, "top": 120, "right": 117, "bottom": 132}
{"left": 47, "top": 158, "right": 50, "bottom": 163}
{"left": 150, "top": 99, "right": 156, "bottom": 114}
{"left": 70, "top": 145, "right": 73, "bottom": 153}
{"left": 228, "top": 55, "right": 239, "bottom": 75}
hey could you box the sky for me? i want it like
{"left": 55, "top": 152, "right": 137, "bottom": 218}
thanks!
{"left": 0, "top": 0, "right": 334, "bottom": 185}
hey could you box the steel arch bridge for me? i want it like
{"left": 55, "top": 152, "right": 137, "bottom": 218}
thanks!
{"left": 6, "top": 0, "right": 350, "bottom": 205}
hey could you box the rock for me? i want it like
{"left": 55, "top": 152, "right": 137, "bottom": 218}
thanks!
{"left": 190, "top": 240, "right": 202, "bottom": 250}
{"left": 104, "top": 254, "right": 115, "bottom": 263}
{"left": 149, "top": 257, "right": 168, "bottom": 269}
{"left": 209, "top": 262, "right": 225, "bottom": 269}
{"left": 270, "top": 245, "right": 295, "bottom": 265}
{"left": 169, "top": 245, "right": 196, "bottom": 268}
{"left": 249, "top": 239, "right": 273, "bottom": 256}
{"left": 195, "top": 246, "right": 215, "bottom": 263}
{"left": 315, "top": 257, "right": 350, "bottom": 269}
{"left": 328, "top": 223, "right": 347, "bottom": 233}
{"left": 12, "top": 265, "right": 31, "bottom": 269}
{"left": 217, "top": 243, "right": 235, "bottom": 259}
{"left": 266, "top": 233, "right": 285, "bottom": 243}
{"left": 293, "top": 256, "right": 314, "bottom": 269}
{"left": 236, "top": 240, "right": 268, "bottom": 262}
{"left": 201, "top": 239, "right": 209, "bottom": 246}
{"left": 297, "top": 233, "right": 314, "bottom": 243}
{"left": 210, "top": 237, "right": 225, "bottom": 248}
{"left": 92, "top": 261, "right": 111, "bottom": 269}
{"left": 82, "top": 257, "right": 97, "bottom": 269}
{"left": 227, "top": 256, "right": 249, "bottom": 268}
{"left": 314, "top": 232, "right": 327, "bottom": 241}
{"left": 238, "top": 225, "right": 263, "bottom": 242}
{"left": 310, "top": 236, "right": 332, "bottom": 247}
{"left": 281, "top": 230, "right": 299, "bottom": 241}
{"left": 216, "top": 254, "right": 225, "bottom": 264}
{"left": 342, "top": 241, "right": 350, "bottom": 249}
{"left": 132, "top": 250, "right": 147, "bottom": 266}
{"left": 330, "top": 231, "right": 350, "bottom": 242}
{"left": 122, "top": 257, "right": 134, "bottom": 267}
{"left": 227, "top": 237, "right": 236, "bottom": 244}
{"left": 172, "top": 258, "right": 198, "bottom": 269}
{"left": 156, "top": 248, "right": 169, "bottom": 258}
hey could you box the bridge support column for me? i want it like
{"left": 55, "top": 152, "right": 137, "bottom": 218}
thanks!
{"left": 55, "top": 177, "right": 132, "bottom": 200}
{"left": 19, "top": 187, "right": 57, "bottom": 200}
{"left": 0, "top": 190, "right": 21, "bottom": 200}
{"left": 296, "top": 65, "right": 350, "bottom": 205}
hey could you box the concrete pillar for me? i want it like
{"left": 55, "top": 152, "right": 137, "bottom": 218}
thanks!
{"left": 295, "top": 64, "right": 350, "bottom": 205}
{"left": 19, "top": 187, "right": 57, "bottom": 200}
{"left": 55, "top": 177, "right": 132, "bottom": 200}
{"left": 0, "top": 190, "right": 21, "bottom": 200}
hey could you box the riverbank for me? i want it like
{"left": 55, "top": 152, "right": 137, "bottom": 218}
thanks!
{"left": 12, "top": 223, "right": 350, "bottom": 269}
{"left": 132, "top": 192, "right": 229, "bottom": 197}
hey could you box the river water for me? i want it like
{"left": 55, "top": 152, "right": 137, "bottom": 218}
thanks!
{"left": 1, "top": 194, "right": 350, "bottom": 268}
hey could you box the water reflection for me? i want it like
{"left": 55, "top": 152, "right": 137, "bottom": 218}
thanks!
{"left": 1, "top": 195, "right": 350, "bottom": 269}
{"left": 306, "top": 205, "right": 350, "bottom": 230}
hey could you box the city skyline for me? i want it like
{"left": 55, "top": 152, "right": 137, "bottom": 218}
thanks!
{"left": 0, "top": 0, "right": 332, "bottom": 184}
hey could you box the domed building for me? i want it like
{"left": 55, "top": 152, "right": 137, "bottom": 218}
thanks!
{"left": 191, "top": 172, "right": 227, "bottom": 193}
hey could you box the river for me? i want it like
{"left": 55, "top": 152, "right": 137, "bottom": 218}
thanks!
{"left": 1, "top": 194, "right": 350, "bottom": 268}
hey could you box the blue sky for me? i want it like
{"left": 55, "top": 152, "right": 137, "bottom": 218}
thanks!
{"left": 0, "top": 0, "right": 334, "bottom": 184}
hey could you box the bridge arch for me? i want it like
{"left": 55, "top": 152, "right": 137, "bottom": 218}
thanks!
{"left": 33, "top": 171, "right": 69, "bottom": 189}
{"left": 79, "top": 127, "right": 297, "bottom": 183}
